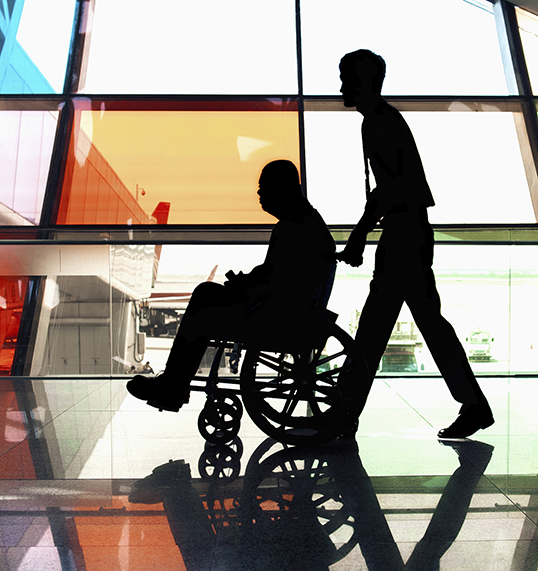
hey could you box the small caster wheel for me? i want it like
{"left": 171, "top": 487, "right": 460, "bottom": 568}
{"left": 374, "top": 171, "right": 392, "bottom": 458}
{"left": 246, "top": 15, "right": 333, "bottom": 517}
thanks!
{"left": 198, "top": 399, "right": 241, "bottom": 444}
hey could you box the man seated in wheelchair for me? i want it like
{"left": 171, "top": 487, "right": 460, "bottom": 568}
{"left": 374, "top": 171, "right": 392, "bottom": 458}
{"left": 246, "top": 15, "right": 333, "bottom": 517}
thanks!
{"left": 127, "top": 159, "right": 336, "bottom": 412}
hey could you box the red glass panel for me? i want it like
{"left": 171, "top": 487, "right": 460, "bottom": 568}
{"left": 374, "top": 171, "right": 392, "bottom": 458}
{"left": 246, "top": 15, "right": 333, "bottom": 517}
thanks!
{"left": 0, "top": 277, "right": 29, "bottom": 375}
{"left": 0, "top": 379, "right": 36, "bottom": 479}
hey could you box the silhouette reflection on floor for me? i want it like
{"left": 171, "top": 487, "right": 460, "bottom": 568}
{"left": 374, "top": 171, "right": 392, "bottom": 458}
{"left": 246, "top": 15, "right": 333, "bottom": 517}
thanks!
{"left": 129, "top": 437, "right": 493, "bottom": 570}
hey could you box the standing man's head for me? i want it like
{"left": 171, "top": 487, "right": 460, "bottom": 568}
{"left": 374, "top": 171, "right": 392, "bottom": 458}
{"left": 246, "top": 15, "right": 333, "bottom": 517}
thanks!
{"left": 257, "top": 160, "right": 310, "bottom": 221}
{"left": 339, "top": 49, "right": 386, "bottom": 111}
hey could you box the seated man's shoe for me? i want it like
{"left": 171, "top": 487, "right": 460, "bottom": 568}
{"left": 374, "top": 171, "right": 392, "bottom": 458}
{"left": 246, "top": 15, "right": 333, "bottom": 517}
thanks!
{"left": 437, "top": 403, "right": 494, "bottom": 439}
{"left": 127, "top": 372, "right": 187, "bottom": 412}
{"left": 127, "top": 374, "right": 160, "bottom": 400}
{"left": 147, "top": 385, "right": 190, "bottom": 413}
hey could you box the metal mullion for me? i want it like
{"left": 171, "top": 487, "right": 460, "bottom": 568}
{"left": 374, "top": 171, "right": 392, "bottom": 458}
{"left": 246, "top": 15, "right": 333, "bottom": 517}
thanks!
{"left": 295, "top": 0, "right": 308, "bottom": 197}
{"left": 63, "top": 0, "right": 91, "bottom": 96}
{"left": 38, "top": 97, "right": 74, "bottom": 229}
{"left": 494, "top": 0, "right": 538, "bottom": 221}
{"left": 39, "top": 0, "right": 88, "bottom": 230}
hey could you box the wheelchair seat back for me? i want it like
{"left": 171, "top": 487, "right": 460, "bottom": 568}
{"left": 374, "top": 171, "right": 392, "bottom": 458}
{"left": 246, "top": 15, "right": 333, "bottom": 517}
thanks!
{"left": 239, "top": 257, "right": 337, "bottom": 353}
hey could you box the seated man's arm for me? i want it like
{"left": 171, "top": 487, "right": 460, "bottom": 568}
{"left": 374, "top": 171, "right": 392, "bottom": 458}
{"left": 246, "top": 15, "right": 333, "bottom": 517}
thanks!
{"left": 224, "top": 263, "right": 273, "bottom": 291}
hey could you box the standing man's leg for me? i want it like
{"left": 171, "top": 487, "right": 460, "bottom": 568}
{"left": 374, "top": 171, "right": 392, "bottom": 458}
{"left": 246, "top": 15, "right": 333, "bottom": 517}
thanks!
{"left": 404, "top": 224, "right": 494, "bottom": 438}
{"left": 408, "top": 284, "right": 494, "bottom": 438}
{"left": 352, "top": 242, "right": 404, "bottom": 417}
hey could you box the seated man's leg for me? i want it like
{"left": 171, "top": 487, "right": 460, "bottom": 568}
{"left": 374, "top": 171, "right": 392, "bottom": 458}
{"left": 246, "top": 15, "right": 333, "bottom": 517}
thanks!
{"left": 127, "top": 281, "right": 248, "bottom": 410}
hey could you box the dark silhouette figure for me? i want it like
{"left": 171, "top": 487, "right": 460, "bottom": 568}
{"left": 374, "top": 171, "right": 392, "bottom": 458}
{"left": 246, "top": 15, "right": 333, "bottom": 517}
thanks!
{"left": 127, "top": 159, "right": 335, "bottom": 411}
{"left": 330, "top": 439, "right": 494, "bottom": 570}
{"left": 128, "top": 437, "right": 493, "bottom": 570}
{"left": 337, "top": 49, "right": 494, "bottom": 439}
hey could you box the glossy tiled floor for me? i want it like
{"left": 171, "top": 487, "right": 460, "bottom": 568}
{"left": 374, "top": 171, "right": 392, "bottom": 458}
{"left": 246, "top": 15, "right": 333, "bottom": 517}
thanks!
{"left": 0, "top": 375, "right": 536, "bottom": 570}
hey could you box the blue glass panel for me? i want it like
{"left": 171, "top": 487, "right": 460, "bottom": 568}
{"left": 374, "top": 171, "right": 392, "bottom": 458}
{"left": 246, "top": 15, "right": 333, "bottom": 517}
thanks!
{"left": 0, "top": 0, "right": 76, "bottom": 94}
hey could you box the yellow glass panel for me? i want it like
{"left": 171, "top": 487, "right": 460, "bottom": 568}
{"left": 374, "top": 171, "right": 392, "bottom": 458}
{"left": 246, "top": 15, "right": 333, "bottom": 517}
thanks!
{"left": 62, "top": 104, "right": 300, "bottom": 225}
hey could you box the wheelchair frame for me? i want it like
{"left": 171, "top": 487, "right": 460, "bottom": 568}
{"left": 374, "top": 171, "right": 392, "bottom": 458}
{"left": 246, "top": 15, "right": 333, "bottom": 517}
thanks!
{"left": 187, "top": 305, "right": 366, "bottom": 446}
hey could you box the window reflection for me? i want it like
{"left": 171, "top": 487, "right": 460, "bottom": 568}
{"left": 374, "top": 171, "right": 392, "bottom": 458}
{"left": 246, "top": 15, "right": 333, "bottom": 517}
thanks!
{"left": 56, "top": 100, "right": 300, "bottom": 225}
{"left": 301, "top": 0, "right": 507, "bottom": 96}
{"left": 305, "top": 110, "right": 534, "bottom": 224}
{"left": 0, "top": 110, "right": 59, "bottom": 224}
{"left": 80, "top": 0, "right": 298, "bottom": 95}
{"left": 517, "top": 7, "right": 538, "bottom": 95}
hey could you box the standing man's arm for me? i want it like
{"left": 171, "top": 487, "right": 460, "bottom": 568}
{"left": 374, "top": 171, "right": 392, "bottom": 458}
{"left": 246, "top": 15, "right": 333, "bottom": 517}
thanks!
{"left": 337, "top": 195, "right": 380, "bottom": 267}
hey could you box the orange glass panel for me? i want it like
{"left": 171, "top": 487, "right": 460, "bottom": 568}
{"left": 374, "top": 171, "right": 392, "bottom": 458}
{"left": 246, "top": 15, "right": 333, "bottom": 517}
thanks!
{"left": 75, "top": 498, "right": 186, "bottom": 571}
{"left": 56, "top": 100, "right": 300, "bottom": 225}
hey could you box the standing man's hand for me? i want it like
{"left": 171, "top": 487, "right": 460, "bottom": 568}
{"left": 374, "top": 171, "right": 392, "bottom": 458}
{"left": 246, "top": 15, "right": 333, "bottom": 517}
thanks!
{"left": 335, "top": 247, "right": 363, "bottom": 267}
{"left": 336, "top": 226, "right": 368, "bottom": 267}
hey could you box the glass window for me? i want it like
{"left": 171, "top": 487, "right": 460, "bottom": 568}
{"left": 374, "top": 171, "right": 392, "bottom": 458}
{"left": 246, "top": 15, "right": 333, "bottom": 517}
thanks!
{"left": 3, "top": 239, "right": 536, "bottom": 379}
{"left": 509, "top": 244, "right": 538, "bottom": 374}
{"left": 305, "top": 109, "right": 534, "bottom": 224}
{"left": 301, "top": 0, "right": 508, "bottom": 95}
{"left": 0, "top": 108, "right": 59, "bottom": 224}
{"left": 516, "top": 7, "right": 538, "bottom": 94}
{"left": 0, "top": 0, "right": 77, "bottom": 93}
{"left": 136, "top": 244, "right": 266, "bottom": 372}
{"left": 80, "top": 0, "right": 298, "bottom": 95}
{"left": 55, "top": 100, "right": 300, "bottom": 225}
{"left": 333, "top": 243, "right": 512, "bottom": 376}
{"left": 0, "top": 244, "right": 114, "bottom": 376}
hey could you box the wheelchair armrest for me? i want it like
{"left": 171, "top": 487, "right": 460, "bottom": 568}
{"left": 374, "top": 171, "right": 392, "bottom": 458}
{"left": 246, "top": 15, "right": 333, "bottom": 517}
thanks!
{"left": 324, "top": 309, "right": 338, "bottom": 323}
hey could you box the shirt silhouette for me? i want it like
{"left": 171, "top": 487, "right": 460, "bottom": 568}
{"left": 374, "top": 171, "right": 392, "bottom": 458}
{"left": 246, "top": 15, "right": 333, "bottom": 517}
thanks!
{"left": 127, "top": 159, "right": 335, "bottom": 412}
{"left": 338, "top": 49, "right": 494, "bottom": 439}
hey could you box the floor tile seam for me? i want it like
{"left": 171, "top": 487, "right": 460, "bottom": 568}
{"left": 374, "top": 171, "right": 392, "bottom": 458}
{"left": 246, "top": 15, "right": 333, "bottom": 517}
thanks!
{"left": 22, "top": 379, "right": 114, "bottom": 438}
{"left": 0, "top": 381, "right": 114, "bottom": 461}
{"left": 478, "top": 472, "right": 538, "bottom": 526}
{"left": 381, "top": 379, "right": 436, "bottom": 429}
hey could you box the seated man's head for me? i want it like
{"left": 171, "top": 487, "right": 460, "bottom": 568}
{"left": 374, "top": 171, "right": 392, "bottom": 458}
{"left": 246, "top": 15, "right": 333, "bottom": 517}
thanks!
{"left": 339, "top": 49, "right": 386, "bottom": 109}
{"left": 258, "top": 160, "right": 309, "bottom": 221}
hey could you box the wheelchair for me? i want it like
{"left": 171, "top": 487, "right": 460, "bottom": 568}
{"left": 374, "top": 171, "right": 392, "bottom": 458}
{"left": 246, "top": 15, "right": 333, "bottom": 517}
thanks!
{"left": 188, "top": 261, "right": 368, "bottom": 446}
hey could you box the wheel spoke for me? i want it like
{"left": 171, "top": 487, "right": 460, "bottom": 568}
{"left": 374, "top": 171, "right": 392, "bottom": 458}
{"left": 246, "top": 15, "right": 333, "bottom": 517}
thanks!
{"left": 282, "top": 391, "right": 300, "bottom": 417}
{"left": 258, "top": 352, "right": 294, "bottom": 373}
{"left": 308, "top": 397, "right": 322, "bottom": 416}
{"left": 317, "top": 349, "right": 346, "bottom": 368}
{"left": 240, "top": 323, "right": 366, "bottom": 445}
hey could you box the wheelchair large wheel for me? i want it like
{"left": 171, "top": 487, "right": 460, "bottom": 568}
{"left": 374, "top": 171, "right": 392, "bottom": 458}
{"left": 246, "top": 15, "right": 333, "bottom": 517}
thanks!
{"left": 240, "top": 320, "right": 366, "bottom": 445}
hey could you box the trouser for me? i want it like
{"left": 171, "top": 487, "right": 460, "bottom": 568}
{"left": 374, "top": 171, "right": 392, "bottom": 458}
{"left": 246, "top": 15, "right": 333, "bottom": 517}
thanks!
{"left": 164, "top": 281, "right": 311, "bottom": 381}
{"left": 354, "top": 209, "right": 489, "bottom": 416}
{"left": 164, "top": 281, "right": 252, "bottom": 381}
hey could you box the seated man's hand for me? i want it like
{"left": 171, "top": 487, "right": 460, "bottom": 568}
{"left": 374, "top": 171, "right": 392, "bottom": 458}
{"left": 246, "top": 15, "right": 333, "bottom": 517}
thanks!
{"left": 224, "top": 264, "right": 272, "bottom": 291}
{"left": 224, "top": 270, "right": 247, "bottom": 289}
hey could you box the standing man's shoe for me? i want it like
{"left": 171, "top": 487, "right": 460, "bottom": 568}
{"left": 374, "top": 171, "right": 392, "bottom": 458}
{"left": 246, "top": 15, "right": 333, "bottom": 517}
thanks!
{"left": 437, "top": 403, "right": 494, "bottom": 439}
